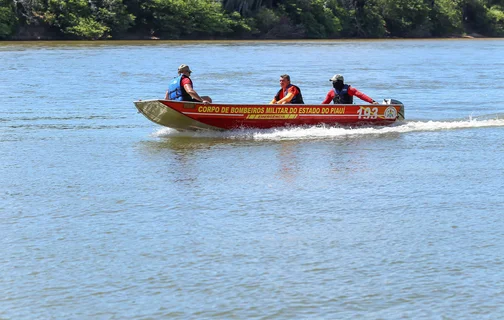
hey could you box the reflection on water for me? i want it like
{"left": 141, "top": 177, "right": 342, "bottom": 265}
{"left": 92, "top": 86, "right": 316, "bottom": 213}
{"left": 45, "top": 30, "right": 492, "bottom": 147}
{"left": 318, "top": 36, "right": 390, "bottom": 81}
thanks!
{"left": 138, "top": 135, "right": 261, "bottom": 153}
{"left": 136, "top": 129, "right": 403, "bottom": 191}
{"left": 276, "top": 141, "right": 300, "bottom": 184}
{"left": 139, "top": 136, "right": 317, "bottom": 187}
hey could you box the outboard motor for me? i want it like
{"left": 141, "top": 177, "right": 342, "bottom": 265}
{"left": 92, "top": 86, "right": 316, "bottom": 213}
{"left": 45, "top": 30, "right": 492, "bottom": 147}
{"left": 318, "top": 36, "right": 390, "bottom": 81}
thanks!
{"left": 382, "top": 98, "right": 405, "bottom": 120}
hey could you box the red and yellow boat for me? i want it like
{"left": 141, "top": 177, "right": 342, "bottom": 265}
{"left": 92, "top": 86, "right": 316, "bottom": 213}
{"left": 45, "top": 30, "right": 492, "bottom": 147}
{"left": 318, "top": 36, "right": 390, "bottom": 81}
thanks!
{"left": 134, "top": 99, "right": 405, "bottom": 131}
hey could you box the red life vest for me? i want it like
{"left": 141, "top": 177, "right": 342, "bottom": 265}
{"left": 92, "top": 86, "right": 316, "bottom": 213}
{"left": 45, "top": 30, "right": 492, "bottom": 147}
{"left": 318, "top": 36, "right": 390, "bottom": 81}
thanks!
{"left": 275, "top": 84, "right": 304, "bottom": 104}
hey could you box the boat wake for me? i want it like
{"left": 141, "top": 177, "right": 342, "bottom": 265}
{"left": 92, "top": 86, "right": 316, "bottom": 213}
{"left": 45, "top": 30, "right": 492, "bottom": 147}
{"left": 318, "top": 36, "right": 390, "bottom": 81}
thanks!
{"left": 152, "top": 117, "right": 504, "bottom": 141}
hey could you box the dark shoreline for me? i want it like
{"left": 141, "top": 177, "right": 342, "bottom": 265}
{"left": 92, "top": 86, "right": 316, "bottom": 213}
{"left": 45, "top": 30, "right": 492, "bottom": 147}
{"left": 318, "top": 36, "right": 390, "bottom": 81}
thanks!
{"left": 1, "top": 33, "right": 495, "bottom": 42}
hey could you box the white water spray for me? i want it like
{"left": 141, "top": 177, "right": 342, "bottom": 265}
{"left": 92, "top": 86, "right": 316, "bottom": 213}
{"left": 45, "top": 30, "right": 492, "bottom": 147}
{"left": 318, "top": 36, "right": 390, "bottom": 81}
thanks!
{"left": 153, "top": 117, "right": 504, "bottom": 141}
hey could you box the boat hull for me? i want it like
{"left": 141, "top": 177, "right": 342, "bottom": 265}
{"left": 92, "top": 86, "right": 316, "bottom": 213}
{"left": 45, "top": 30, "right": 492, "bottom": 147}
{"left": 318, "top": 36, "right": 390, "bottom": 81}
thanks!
{"left": 134, "top": 100, "right": 404, "bottom": 131}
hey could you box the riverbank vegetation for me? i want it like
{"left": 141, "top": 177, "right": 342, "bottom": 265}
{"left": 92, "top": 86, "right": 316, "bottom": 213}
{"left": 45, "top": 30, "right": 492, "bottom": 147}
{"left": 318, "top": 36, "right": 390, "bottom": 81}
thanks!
{"left": 1, "top": 0, "right": 503, "bottom": 40}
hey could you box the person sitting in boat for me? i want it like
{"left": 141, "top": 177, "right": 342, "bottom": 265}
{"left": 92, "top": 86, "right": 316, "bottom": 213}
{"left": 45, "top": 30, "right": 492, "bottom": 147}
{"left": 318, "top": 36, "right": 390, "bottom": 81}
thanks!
{"left": 270, "top": 74, "right": 304, "bottom": 104}
{"left": 165, "top": 64, "right": 212, "bottom": 104}
{"left": 322, "top": 74, "right": 378, "bottom": 105}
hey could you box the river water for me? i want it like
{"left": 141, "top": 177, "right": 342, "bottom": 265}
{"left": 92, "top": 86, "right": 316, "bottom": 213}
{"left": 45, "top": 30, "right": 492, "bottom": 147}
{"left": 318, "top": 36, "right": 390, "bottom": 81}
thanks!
{"left": 1, "top": 39, "right": 504, "bottom": 319}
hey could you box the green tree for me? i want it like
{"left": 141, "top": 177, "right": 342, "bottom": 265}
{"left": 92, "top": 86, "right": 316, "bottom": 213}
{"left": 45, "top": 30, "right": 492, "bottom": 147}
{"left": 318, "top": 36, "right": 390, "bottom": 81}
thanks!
{"left": 42, "top": 0, "right": 133, "bottom": 39}
{"left": 0, "top": 0, "right": 18, "bottom": 39}
{"left": 379, "top": 0, "right": 432, "bottom": 37}
{"left": 486, "top": 4, "right": 504, "bottom": 35}
{"left": 122, "top": 0, "right": 153, "bottom": 35}
{"left": 222, "top": 0, "right": 264, "bottom": 16}
{"left": 252, "top": 6, "right": 279, "bottom": 35}
{"left": 145, "top": 0, "right": 239, "bottom": 39}
{"left": 43, "top": 0, "right": 105, "bottom": 39}
{"left": 339, "top": 0, "right": 387, "bottom": 37}
{"left": 461, "top": 0, "right": 490, "bottom": 34}
{"left": 292, "top": 0, "right": 342, "bottom": 38}
{"left": 429, "top": 0, "right": 463, "bottom": 36}
{"left": 93, "top": 0, "right": 135, "bottom": 37}
{"left": 4, "top": 0, "right": 504, "bottom": 39}
{"left": 486, "top": 0, "right": 504, "bottom": 6}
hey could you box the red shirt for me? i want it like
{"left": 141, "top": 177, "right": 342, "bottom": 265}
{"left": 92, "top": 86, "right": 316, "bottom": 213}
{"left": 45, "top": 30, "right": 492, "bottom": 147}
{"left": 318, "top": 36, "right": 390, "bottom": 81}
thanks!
{"left": 276, "top": 85, "right": 300, "bottom": 101}
{"left": 181, "top": 77, "right": 192, "bottom": 87}
{"left": 322, "top": 86, "right": 374, "bottom": 104}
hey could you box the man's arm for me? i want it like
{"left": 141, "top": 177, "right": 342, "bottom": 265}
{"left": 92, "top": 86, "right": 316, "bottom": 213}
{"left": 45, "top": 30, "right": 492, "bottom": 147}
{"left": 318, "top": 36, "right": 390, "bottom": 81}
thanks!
{"left": 321, "top": 90, "right": 333, "bottom": 104}
{"left": 277, "top": 86, "right": 298, "bottom": 104}
{"left": 277, "top": 92, "right": 294, "bottom": 104}
{"left": 348, "top": 87, "right": 377, "bottom": 104}
{"left": 183, "top": 83, "right": 209, "bottom": 102}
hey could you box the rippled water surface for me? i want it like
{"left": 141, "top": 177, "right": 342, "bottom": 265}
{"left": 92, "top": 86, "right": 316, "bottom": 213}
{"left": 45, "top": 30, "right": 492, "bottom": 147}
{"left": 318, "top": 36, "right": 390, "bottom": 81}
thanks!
{"left": 1, "top": 40, "right": 504, "bottom": 319}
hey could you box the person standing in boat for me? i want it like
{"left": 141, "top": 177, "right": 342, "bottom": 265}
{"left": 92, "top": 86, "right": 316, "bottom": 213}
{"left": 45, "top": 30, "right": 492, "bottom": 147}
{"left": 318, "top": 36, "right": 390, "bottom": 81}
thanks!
{"left": 322, "top": 74, "right": 378, "bottom": 104}
{"left": 165, "top": 64, "right": 212, "bottom": 104}
{"left": 270, "top": 74, "right": 304, "bottom": 104}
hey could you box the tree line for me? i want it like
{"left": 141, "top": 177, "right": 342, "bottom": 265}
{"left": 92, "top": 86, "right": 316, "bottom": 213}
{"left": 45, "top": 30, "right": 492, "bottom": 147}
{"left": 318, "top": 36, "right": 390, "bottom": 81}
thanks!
{"left": 1, "top": 0, "right": 503, "bottom": 40}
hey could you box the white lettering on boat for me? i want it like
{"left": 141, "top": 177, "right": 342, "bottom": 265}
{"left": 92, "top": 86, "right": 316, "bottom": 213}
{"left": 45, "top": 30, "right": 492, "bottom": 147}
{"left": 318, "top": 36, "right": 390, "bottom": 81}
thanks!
{"left": 357, "top": 106, "right": 379, "bottom": 119}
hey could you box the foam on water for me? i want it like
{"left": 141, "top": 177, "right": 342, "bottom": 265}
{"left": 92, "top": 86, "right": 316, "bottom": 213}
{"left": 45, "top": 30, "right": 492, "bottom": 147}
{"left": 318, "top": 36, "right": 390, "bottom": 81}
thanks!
{"left": 152, "top": 116, "right": 504, "bottom": 141}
